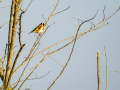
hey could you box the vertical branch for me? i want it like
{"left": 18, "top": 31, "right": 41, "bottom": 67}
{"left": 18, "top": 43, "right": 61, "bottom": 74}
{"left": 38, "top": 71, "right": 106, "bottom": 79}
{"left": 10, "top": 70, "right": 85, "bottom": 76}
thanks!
{"left": 7, "top": 44, "right": 26, "bottom": 89}
{"left": 19, "top": 12, "right": 24, "bottom": 47}
{"left": 5, "top": 0, "right": 23, "bottom": 89}
{"left": 97, "top": 50, "right": 100, "bottom": 90}
{"left": 5, "top": 0, "right": 15, "bottom": 87}
{"left": 104, "top": 45, "right": 108, "bottom": 90}
{"left": 0, "top": 64, "right": 3, "bottom": 81}
{"left": 8, "top": 0, "right": 15, "bottom": 50}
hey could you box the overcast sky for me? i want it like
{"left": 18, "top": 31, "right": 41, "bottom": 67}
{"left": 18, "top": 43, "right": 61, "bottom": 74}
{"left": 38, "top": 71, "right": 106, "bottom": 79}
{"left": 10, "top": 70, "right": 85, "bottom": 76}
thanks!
{"left": 0, "top": 0, "right": 120, "bottom": 90}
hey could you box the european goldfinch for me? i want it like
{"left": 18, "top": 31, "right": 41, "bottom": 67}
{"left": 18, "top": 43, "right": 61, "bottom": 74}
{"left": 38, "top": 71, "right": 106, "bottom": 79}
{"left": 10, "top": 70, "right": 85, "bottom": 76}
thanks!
{"left": 29, "top": 23, "right": 45, "bottom": 34}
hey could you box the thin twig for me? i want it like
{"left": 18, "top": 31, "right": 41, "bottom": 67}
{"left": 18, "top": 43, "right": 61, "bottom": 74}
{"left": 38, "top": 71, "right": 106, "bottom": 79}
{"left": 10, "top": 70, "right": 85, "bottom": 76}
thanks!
{"left": 0, "top": 0, "right": 5, "bottom": 3}
{"left": 12, "top": 71, "right": 50, "bottom": 86}
{"left": 0, "top": 22, "right": 9, "bottom": 28}
{"left": 0, "top": 5, "right": 11, "bottom": 9}
{"left": 103, "top": 5, "right": 106, "bottom": 21}
{"left": 102, "top": 7, "right": 120, "bottom": 26}
{"left": 2, "top": 43, "right": 8, "bottom": 83}
{"left": 1, "top": 45, "right": 17, "bottom": 60}
{"left": 70, "top": 16, "right": 95, "bottom": 26}
{"left": 108, "top": 71, "right": 120, "bottom": 74}
{"left": 14, "top": 83, "right": 36, "bottom": 90}
{"left": 27, "top": 71, "right": 50, "bottom": 80}
{"left": 42, "top": 15, "right": 46, "bottom": 22}
{"left": 42, "top": 52, "right": 64, "bottom": 67}
{"left": 50, "top": 56, "right": 64, "bottom": 67}
{"left": 34, "top": 72, "right": 38, "bottom": 78}
{"left": 25, "top": 0, "right": 33, "bottom": 11}
{"left": 13, "top": 0, "right": 25, "bottom": 12}
{"left": 52, "top": 5, "right": 70, "bottom": 16}
{"left": 46, "top": 0, "right": 60, "bottom": 23}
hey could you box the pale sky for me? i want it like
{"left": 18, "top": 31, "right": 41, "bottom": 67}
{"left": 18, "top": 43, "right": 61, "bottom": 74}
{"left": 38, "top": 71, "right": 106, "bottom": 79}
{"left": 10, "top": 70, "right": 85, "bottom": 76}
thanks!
{"left": 0, "top": 0, "right": 120, "bottom": 90}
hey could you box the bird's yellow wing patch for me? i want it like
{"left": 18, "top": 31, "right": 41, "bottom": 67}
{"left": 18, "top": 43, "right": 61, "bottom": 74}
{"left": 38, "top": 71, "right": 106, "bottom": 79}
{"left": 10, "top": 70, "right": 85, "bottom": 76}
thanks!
{"left": 36, "top": 28, "right": 38, "bottom": 30}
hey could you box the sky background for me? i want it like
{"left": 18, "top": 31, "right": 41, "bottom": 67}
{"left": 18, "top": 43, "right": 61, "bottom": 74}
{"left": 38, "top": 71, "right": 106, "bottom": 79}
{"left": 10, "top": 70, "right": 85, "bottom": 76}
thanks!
{"left": 0, "top": 0, "right": 120, "bottom": 90}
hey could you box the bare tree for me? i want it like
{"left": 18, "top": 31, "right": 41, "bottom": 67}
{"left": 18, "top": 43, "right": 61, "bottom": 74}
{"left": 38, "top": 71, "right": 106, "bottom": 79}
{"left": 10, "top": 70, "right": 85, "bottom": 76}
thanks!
{"left": 0, "top": 0, "right": 120, "bottom": 90}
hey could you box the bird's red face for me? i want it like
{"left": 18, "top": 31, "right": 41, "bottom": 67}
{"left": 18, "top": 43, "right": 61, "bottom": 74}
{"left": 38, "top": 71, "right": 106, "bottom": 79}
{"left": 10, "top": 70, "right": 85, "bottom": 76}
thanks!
{"left": 42, "top": 23, "right": 45, "bottom": 27}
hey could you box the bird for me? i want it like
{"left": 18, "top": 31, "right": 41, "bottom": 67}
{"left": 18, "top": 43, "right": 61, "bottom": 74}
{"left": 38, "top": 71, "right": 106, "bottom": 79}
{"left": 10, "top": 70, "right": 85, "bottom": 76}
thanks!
{"left": 28, "top": 23, "right": 45, "bottom": 34}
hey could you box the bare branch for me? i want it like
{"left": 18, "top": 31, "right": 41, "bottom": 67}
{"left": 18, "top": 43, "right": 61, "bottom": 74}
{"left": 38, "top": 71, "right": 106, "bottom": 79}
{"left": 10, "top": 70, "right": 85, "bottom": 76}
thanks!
{"left": 18, "top": 12, "right": 25, "bottom": 47}
{"left": 25, "top": 0, "right": 33, "bottom": 11}
{"left": 46, "top": 0, "right": 60, "bottom": 23}
{"left": 42, "top": 15, "right": 46, "bottom": 22}
{"left": 12, "top": 70, "right": 49, "bottom": 87}
{"left": 50, "top": 56, "right": 64, "bottom": 67}
{"left": 104, "top": 45, "right": 108, "bottom": 90}
{"left": 5, "top": 0, "right": 23, "bottom": 88}
{"left": 52, "top": 5, "right": 70, "bottom": 16}
{"left": 0, "top": 0, "right": 5, "bottom": 3}
{"left": 108, "top": 71, "right": 120, "bottom": 73}
{"left": 12, "top": 22, "right": 55, "bottom": 76}
{"left": 0, "top": 22, "right": 9, "bottom": 28}
{"left": 26, "top": 71, "right": 50, "bottom": 80}
{"left": 70, "top": 16, "right": 95, "bottom": 27}
{"left": 102, "top": 7, "right": 120, "bottom": 25}
{"left": 0, "top": 5, "right": 11, "bottom": 9}
{"left": 18, "top": 51, "right": 51, "bottom": 90}
{"left": 32, "top": 23, "right": 108, "bottom": 59}
{"left": 42, "top": 52, "right": 64, "bottom": 67}
{"left": 103, "top": 5, "right": 106, "bottom": 21}
{"left": 47, "top": 17, "right": 81, "bottom": 90}
{"left": 0, "top": 64, "right": 4, "bottom": 81}
{"left": 14, "top": 83, "right": 36, "bottom": 90}
{"left": 34, "top": 72, "right": 38, "bottom": 78}
{"left": 47, "top": 10, "right": 100, "bottom": 89}
{"left": 0, "top": 57, "right": 2, "bottom": 62}
{"left": 7, "top": 44, "right": 26, "bottom": 89}
{"left": 13, "top": 0, "right": 25, "bottom": 12}
{"left": 48, "top": 10, "right": 99, "bottom": 56}
{"left": 12, "top": 7, "right": 120, "bottom": 87}
{"left": 13, "top": 0, "right": 33, "bottom": 13}
{"left": 12, "top": 34, "right": 41, "bottom": 76}
{"left": 97, "top": 50, "right": 100, "bottom": 90}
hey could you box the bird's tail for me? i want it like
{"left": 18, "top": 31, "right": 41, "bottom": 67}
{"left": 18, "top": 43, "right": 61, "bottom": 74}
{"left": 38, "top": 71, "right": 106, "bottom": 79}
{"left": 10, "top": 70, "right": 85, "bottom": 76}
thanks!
{"left": 28, "top": 31, "right": 32, "bottom": 34}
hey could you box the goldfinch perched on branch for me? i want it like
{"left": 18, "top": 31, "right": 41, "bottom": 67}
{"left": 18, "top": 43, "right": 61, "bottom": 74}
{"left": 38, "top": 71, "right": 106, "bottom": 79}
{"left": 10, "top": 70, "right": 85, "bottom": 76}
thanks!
{"left": 29, "top": 23, "right": 45, "bottom": 34}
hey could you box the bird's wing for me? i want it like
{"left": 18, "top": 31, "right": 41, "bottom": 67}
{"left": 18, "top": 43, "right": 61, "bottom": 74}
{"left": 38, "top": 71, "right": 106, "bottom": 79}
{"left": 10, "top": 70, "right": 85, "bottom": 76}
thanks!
{"left": 28, "top": 23, "right": 43, "bottom": 34}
